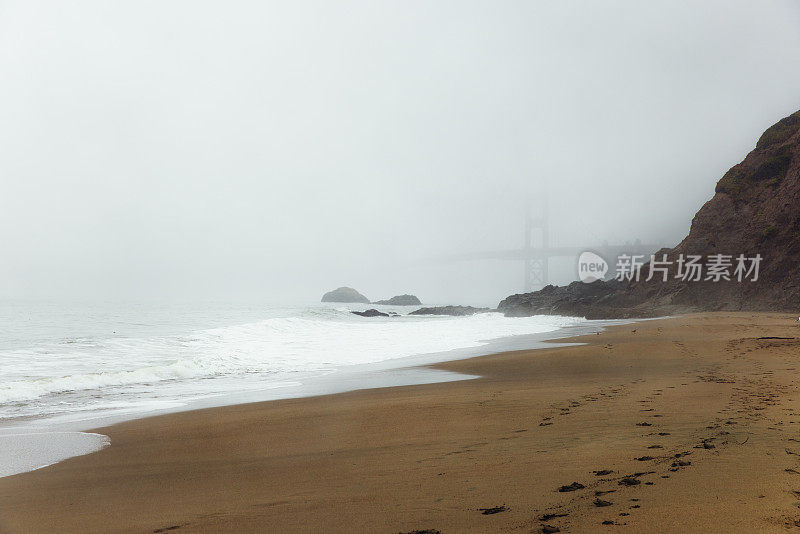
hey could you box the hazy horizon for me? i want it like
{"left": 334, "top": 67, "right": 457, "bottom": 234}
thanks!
{"left": 2, "top": 1, "right": 800, "bottom": 306}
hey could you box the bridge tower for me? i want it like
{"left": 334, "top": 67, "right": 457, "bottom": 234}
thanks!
{"left": 524, "top": 203, "right": 549, "bottom": 291}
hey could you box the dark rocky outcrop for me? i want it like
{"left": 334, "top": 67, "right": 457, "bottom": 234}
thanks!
{"left": 372, "top": 294, "right": 422, "bottom": 306}
{"left": 351, "top": 309, "right": 390, "bottom": 317}
{"left": 410, "top": 306, "right": 491, "bottom": 316}
{"left": 498, "top": 109, "right": 800, "bottom": 319}
{"left": 498, "top": 280, "right": 656, "bottom": 320}
{"left": 321, "top": 287, "right": 370, "bottom": 304}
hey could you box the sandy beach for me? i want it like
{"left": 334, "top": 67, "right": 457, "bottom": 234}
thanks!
{"left": 2, "top": 312, "right": 800, "bottom": 533}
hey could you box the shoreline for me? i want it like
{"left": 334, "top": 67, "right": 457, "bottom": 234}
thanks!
{"left": 2, "top": 313, "right": 800, "bottom": 532}
{"left": 0, "top": 316, "right": 609, "bottom": 479}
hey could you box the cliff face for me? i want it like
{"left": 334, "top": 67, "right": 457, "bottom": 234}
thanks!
{"left": 499, "top": 110, "right": 800, "bottom": 318}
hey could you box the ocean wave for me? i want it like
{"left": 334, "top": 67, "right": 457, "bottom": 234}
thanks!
{"left": 0, "top": 309, "right": 582, "bottom": 407}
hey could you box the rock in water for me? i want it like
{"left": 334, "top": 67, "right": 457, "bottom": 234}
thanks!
{"left": 351, "top": 309, "right": 389, "bottom": 317}
{"left": 409, "top": 306, "right": 490, "bottom": 316}
{"left": 321, "top": 287, "right": 370, "bottom": 304}
{"left": 372, "top": 294, "right": 422, "bottom": 306}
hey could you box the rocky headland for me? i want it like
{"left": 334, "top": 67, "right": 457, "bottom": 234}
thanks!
{"left": 499, "top": 110, "right": 800, "bottom": 319}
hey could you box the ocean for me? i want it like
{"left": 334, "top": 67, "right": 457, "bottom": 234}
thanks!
{"left": 0, "top": 300, "right": 586, "bottom": 476}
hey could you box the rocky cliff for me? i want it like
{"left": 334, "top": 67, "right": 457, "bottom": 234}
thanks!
{"left": 499, "top": 109, "right": 800, "bottom": 318}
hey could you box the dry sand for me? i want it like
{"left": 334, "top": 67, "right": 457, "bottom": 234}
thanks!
{"left": 3, "top": 313, "right": 800, "bottom": 533}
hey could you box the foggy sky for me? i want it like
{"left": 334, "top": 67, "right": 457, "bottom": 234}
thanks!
{"left": 2, "top": 1, "right": 800, "bottom": 306}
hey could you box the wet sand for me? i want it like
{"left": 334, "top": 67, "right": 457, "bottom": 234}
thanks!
{"left": 2, "top": 313, "right": 800, "bottom": 533}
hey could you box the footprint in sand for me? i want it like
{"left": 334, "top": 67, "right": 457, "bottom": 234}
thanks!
{"left": 538, "top": 513, "right": 568, "bottom": 521}
{"left": 558, "top": 482, "right": 585, "bottom": 492}
{"left": 477, "top": 505, "right": 506, "bottom": 515}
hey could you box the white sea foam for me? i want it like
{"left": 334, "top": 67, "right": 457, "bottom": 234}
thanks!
{"left": 0, "top": 431, "right": 110, "bottom": 478}
{"left": 0, "top": 305, "right": 582, "bottom": 422}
